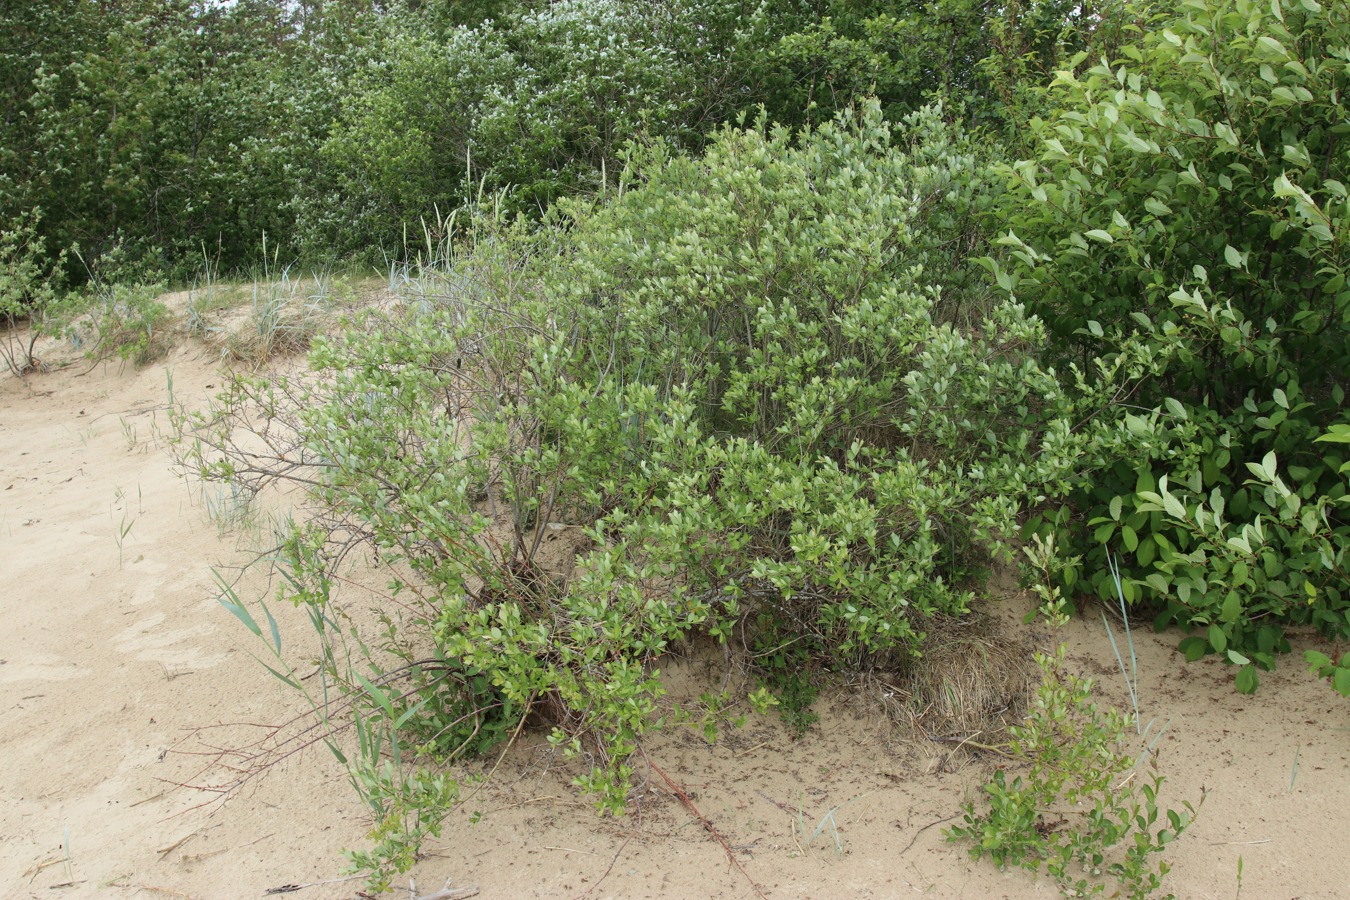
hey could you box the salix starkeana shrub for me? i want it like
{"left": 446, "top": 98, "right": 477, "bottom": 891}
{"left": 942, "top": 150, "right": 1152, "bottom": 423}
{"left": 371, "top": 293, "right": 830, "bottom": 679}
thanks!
{"left": 179, "top": 103, "right": 1102, "bottom": 879}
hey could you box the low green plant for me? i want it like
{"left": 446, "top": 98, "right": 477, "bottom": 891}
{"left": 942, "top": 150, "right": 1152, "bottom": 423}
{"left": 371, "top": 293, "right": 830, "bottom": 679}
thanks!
{"left": 948, "top": 644, "right": 1199, "bottom": 898}
{"left": 225, "top": 237, "right": 335, "bottom": 363}
{"left": 1305, "top": 649, "right": 1350, "bottom": 698}
{"left": 755, "top": 622, "right": 822, "bottom": 736}
{"left": 71, "top": 279, "right": 169, "bottom": 365}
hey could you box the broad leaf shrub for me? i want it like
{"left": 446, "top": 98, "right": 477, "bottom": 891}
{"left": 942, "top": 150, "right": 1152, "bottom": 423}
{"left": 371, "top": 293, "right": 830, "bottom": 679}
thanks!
{"left": 994, "top": 0, "right": 1350, "bottom": 688}
{"left": 177, "top": 103, "right": 1142, "bottom": 880}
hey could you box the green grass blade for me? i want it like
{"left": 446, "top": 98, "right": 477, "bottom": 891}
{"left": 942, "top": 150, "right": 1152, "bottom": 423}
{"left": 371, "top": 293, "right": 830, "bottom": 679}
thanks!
{"left": 214, "top": 571, "right": 261, "bottom": 637}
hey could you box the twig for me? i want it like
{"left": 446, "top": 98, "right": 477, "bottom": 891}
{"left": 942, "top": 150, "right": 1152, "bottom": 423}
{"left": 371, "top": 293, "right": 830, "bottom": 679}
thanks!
{"left": 637, "top": 744, "right": 768, "bottom": 900}
{"left": 575, "top": 838, "right": 632, "bottom": 899}
{"left": 900, "top": 812, "right": 961, "bottom": 856}
{"left": 264, "top": 874, "right": 365, "bottom": 894}
{"left": 932, "top": 733, "right": 1013, "bottom": 758}
{"left": 448, "top": 699, "right": 532, "bottom": 813}
{"left": 543, "top": 846, "right": 596, "bottom": 855}
{"left": 129, "top": 790, "right": 167, "bottom": 808}
{"left": 132, "top": 886, "right": 195, "bottom": 899}
{"left": 22, "top": 856, "right": 62, "bottom": 883}
{"left": 757, "top": 790, "right": 809, "bottom": 818}
{"left": 409, "top": 877, "right": 480, "bottom": 900}
{"left": 155, "top": 832, "right": 196, "bottom": 858}
{"left": 1209, "top": 839, "right": 1271, "bottom": 846}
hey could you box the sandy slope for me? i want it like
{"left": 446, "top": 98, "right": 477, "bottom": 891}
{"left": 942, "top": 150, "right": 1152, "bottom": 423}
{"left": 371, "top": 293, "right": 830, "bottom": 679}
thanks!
{"left": 2, "top": 338, "right": 1347, "bottom": 899}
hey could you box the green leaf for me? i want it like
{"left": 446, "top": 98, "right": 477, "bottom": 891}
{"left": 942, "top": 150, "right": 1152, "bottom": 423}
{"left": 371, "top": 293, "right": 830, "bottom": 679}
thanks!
{"left": 1085, "top": 229, "right": 1114, "bottom": 244}
{"left": 1144, "top": 196, "right": 1172, "bottom": 216}
{"left": 1305, "top": 650, "right": 1333, "bottom": 670}
{"left": 1257, "top": 35, "right": 1289, "bottom": 57}
{"left": 354, "top": 669, "right": 397, "bottom": 721}
{"left": 1236, "top": 665, "right": 1259, "bottom": 694}
{"left": 1208, "top": 623, "right": 1228, "bottom": 653}
{"left": 1335, "top": 669, "right": 1350, "bottom": 698}
{"left": 216, "top": 572, "right": 261, "bottom": 637}
{"left": 1179, "top": 637, "right": 1208, "bottom": 661}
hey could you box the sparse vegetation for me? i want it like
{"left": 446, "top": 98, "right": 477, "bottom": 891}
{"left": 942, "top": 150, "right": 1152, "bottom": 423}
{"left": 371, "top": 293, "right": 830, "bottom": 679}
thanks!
{"left": 948, "top": 645, "right": 1200, "bottom": 899}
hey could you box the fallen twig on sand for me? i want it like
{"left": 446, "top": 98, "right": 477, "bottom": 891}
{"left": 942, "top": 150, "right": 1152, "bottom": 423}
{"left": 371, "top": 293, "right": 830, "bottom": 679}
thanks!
{"left": 637, "top": 744, "right": 768, "bottom": 900}
{"left": 264, "top": 873, "right": 365, "bottom": 894}
{"left": 900, "top": 811, "right": 961, "bottom": 856}
{"left": 575, "top": 837, "right": 632, "bottom": 899}
{"left": 408, "top": 876, "right": 480, "bottom": 900}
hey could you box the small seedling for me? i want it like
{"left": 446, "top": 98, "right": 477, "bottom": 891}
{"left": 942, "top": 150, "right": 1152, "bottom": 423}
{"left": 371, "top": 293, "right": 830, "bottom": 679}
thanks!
{"left": 120, "top": 416, "right": 138, "bottom": 452}
{"left": 111, "top": 487, "right": 136, "bottom": 566}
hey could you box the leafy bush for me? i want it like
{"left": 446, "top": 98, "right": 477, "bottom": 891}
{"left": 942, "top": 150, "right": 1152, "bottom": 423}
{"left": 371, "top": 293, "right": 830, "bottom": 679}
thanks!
{"left": 178, "top": 102, "right": 1119, "bottom": 878}
{"left": 65, "top": 243, "right": 170, "bottom": 366}
{"left": 949, "top": 645, "right": 1199, "bottom": 899}
{"left": 0, "top": 212, "right": 65, "bottom": 375}
{"left": 993, "top": 0, "right": 1350, "bottom": 686}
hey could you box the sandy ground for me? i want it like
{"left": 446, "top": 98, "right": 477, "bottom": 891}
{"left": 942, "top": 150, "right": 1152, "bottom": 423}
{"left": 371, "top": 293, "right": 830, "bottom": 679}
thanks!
{"left": 3, "top": 335, "right": 1349, "bottom": 899}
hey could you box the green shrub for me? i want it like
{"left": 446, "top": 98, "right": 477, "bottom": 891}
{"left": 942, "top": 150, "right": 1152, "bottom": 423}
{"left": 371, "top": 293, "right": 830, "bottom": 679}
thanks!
{"left": 65, "top": 257, "right": 169, "bottom": 367}
{"left": 949, "top": 645, "right": 1199, "bottom": 899}
{"left": 0, "top": 211, "right": 65, "bottom": 375}
{"left": 178, "top": 102, "right": 1117, "bottom": 879}
{"left": 320, "top": 0, "right": 758, "bottom": 256}
{"left": 993, "top": 0, "right": 1350, "bottom": 686}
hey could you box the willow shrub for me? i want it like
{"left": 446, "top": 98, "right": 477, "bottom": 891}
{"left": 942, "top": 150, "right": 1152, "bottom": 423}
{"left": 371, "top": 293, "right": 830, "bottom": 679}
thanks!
{"left": 182, "top": 103, "right": 1160, "bottom": 881}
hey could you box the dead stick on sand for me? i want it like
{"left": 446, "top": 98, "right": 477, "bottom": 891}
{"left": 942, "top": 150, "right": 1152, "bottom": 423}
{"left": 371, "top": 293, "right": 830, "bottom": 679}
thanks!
{"left": 637, "top": 744, "right": 768, "bottom": 900}
{"left": 408, "top": 877, "right": 480, "bottom": 900}
{"left": 900, "top": 812, "right": 961, "bottom": 856}
{"left": 156, "top": 833, "right": 197, "bottom": 858}
{"left": 1209, "top": 839, "right": 1271, "bottom": 846}
{"left": 264, "top": 873, "right": 365, "bottom": 894}
{"left": 575, "top": 837, "right": 632, "bottom": 899}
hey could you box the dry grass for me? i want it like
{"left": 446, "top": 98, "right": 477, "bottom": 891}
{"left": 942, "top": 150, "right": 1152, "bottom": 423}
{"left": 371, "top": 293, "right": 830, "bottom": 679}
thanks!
{"left": 899, "top": 612, "right": 1034, "bottom": 743}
